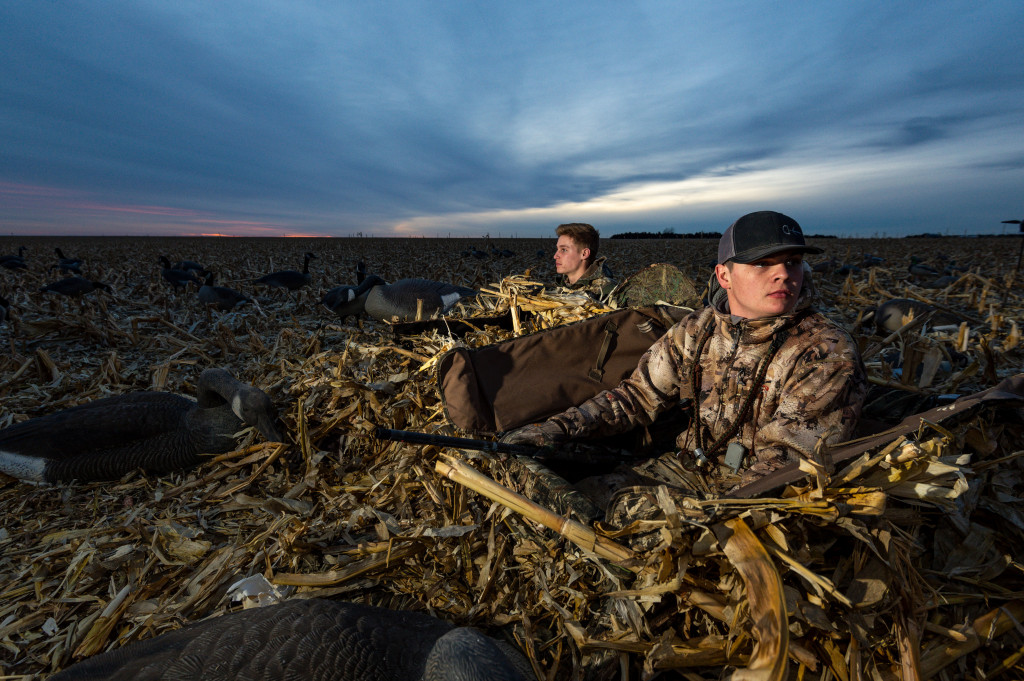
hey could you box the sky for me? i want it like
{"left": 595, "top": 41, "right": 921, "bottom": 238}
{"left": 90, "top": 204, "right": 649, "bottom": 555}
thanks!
{"left": 2, "top": 1, "right": 1023, "bottom": 239}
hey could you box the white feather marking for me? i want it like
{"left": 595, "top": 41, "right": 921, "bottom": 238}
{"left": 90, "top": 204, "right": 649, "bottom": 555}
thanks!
{"left": 440, "top": 292, "right": 461, "bottom": 309}
{"left": 346, "top": 289, "right": 355, "bottom": 302}
{"left": 0, "top": 450, "right": 48, "bottom": 483}
{"left": 231, "top": 394, "right": 244, "bottom": 420}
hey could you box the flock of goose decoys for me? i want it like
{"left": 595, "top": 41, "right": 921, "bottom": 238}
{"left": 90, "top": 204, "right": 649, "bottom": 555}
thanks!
{"left": 0, "top": 248, "right": 482, "bottom": 323}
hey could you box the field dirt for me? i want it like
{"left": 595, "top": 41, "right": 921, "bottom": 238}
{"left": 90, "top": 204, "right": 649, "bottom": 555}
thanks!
{"left": 1, "top": 235, "right": 1023, "bottom": 680}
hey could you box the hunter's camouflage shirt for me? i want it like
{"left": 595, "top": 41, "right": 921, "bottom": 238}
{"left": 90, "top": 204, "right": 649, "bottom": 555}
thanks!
{"left": 546, "top": 276, "right": 868, "bottom": 486}
{"left": 558, "top": 256, "right": 617, "bottom": 302}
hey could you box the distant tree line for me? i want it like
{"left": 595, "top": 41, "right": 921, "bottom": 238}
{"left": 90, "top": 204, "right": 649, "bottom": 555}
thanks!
{"left": 611, "top": 230, "right": 722, "bottom": 240}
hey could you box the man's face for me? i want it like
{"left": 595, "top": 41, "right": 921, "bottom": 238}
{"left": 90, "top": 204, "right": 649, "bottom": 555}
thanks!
{"left": 554, "top": 235, "right": 590, "bottom": 283}
{"left": 715, "top": 251, "right": 804, "bottom": 319}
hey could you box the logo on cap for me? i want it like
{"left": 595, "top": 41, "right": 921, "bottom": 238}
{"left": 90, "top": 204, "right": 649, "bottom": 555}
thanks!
{"left": 781, "top": 223, "right": 802, "bottom": 236}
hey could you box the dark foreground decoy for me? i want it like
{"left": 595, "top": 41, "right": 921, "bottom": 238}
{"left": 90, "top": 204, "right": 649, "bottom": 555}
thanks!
{"left": 39, "top": 277, "right": 111, "bottom": 297}
{"left": 159, "top": 256, "right": 203, "bottom": 288}
{"left": 253, "top": 252, "right": 316, "bottom": 291}
{"left": 0, "top": 294, "right": 9, "bottom": 323}
{"left": 908, "top": 256, "right": 941, "bottom": 279}
{"left": 868, "top": 298, "right": 965, "bottom": 335}
{"left": 54, "top": 247, "right": 84, "bottom": 274}
{"left": 50, "top": 599, "right": 530, "bottom": 681}
{"left": 323, "top": 266, "right": 477, "bottom": 323}
{"left": 198, "top": 272, "right": 250, "bottom": 311}
{"left": 0, "top": 368, "right": 281, "bottom": 483}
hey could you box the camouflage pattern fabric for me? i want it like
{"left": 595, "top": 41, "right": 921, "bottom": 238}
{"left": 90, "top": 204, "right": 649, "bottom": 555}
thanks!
{"left": 558, "top": 256, "right": 617, "bottom": 302}
{"left": 501, "top": 455, "right": 603, "bottom": 523}
{"left": 609, "top": 263, "right": 703, "bottom": 310}
{"left": 537, "top": 275, "right": 868, "bottom": 493}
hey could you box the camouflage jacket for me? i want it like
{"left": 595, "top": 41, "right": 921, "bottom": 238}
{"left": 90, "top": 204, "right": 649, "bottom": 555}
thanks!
{"left": 558, "top": 257, "right": 617, "bottom": 302}
{"left": 544, "top": 277, "right": 868, "bottom": 487}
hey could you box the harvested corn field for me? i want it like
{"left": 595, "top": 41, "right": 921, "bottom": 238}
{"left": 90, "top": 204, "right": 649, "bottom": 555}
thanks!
{"left": 1, "top": 235, "right": 1023, "bottom": 680}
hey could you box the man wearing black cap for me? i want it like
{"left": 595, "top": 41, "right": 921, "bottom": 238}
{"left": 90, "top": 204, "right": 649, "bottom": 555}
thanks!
{"left": 502, "top": 210, "right": 867, "bottom": 496}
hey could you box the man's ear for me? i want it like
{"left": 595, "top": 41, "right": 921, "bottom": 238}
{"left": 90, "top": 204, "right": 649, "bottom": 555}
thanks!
{"left": 580, "top": 247, "right": 592, "bottom": 262}
{"left": 715, "top": 263, "right": 730, "bottom": 289}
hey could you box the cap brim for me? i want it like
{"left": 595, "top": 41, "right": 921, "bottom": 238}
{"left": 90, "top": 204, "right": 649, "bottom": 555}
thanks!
{"left": 728, "top": 244, "right": 824, "bottom": 264}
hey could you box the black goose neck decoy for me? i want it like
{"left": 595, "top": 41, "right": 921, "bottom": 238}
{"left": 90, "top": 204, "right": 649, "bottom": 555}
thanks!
{"left": 39, "top": 276, "right": 111, "bottom": 297}
{"left": 0, "top": 368, "right": 282, "bottom": 483}
{"left": 198, "top": 272, "right": 250, "bottom": 311}
{"left": 159, "top": 256, "right": 203, "bottom": 288}
{"left": 49, "top": 599, "right": 530, "bottom": 681}
{"left": 252, "top": 252, "right": 316, "bottom": 291}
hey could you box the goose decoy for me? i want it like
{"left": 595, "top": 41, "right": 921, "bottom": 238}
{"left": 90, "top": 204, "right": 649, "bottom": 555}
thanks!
{"left": 39, "top": 277, "right": 111, "bottom": 297}
{"left": 908, "top": 256, "right": 941, "bottom": 279}
{"left": 172, "top": 259, "right": 205, "bottom": 273}
{"left": 869, "top": 298, "right": 964, "bottom": 335}
{"left": 49, "top": 599, "right": 530, "bottom": 681}
{"left": 159, "top": 256, "right": 203, "bottom": 288}
{"left": 198, "top": 272, "right": 250, "bottom": 311}
{"left": 325, "top": 265, "right": 477, "bottom": 323}
{"left": 252, "top": 252, "right": 316, "bottom": 291}
{"left": 0, "top": 246, "right": 28, "bottom": 270}
{"left": 0, "top": 368, "right": 281, "bottom": 483}
{"left": 321, "top": 274, "right": 387, "bottom": 322}
{"left": 54, "top": 247, "right": 84, "bottom": 274}
{"left": 811, "top": 256, "right": 839, "bottom": 274}
{"left": 860, "top": 253, "right": 885, "bottom": 267}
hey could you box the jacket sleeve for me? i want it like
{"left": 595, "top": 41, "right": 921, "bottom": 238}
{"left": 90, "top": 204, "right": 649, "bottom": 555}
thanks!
{"left": 544, "top": 323, "right": 691, "bottom": 438}
{"left": 743, "top": 331, "right": 867, "bottom": 485}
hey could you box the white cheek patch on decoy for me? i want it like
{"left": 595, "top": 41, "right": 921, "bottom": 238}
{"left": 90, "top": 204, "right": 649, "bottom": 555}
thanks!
{"left": 0, "top": 450, "right": 48, "bottom": 483}
{"left": 231, "top": 395, "right": 245, "bottom": 421}
{"left": 440, "top": 292, "right": 462, "bottom": 309}
{"left": 346, "top": 290, "right": 356, "bottom": 302}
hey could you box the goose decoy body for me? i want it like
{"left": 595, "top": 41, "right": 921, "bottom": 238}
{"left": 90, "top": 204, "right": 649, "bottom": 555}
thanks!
{"left": 253, "top": 252, "right": 316, "bottom": 291}
{"left": 325, "top": 264, "right": 477, "bottom": 322}
{"left": 39, "top": 277, "right": 111, "bottom": 297}
{"left": 55, "top": 247, "right": 84, "bottom": 274}
{"left": 0, "top": 246, "right": 28, "bottom": 270}
{"left": 198, "top": 272, "right": 250, "bottom": 311}
{"left": 159, "top": 256, "right": 202, "bottom": 288}
{"left": 0, "top": 368, "right": 281, "bottom": 483}
{"left": 870, "top": 298, "right": 964, "bottom": 335}
{"left": 811, "top": 257, "right": 839, "bottom": 274}
{"left": 172, "top": 259, "right": 205, "bottom": 273}
{"left": 861, "top": 253, "right": 885, "bottom": 267}
{"left": 908, "top": 256, "right": 941, "bottom": 279}
{"left": 49, "top": 599, "right": 530, "bottom": 681}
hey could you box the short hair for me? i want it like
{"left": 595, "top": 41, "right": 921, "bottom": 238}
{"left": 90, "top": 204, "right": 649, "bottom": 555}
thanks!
{"left": 555, "top": 223, "right": 600, "bottom": 261}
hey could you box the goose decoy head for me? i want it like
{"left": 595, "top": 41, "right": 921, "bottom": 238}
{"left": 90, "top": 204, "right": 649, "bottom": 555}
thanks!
{"left": 196, "top": 369, "right": 283, "bottom": 442}
{"left": 321, "top": 275, "right": 385, "bottom": 320}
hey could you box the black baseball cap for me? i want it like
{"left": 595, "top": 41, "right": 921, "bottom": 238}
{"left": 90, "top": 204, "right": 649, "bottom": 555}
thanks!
{"left": 717, "top": 211, "right": 823, "bottom": 264}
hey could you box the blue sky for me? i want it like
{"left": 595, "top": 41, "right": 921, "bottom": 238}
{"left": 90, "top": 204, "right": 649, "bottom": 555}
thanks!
{"left": 2, "top": 1, "right": 1022, "bottom": 238}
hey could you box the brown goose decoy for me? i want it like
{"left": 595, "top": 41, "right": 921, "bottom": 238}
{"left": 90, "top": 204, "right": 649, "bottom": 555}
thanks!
{"left": 0, "top": 368, "right": 282, "bottom": 483}
{"left": 252, "top": 252, "right": 316, "bottom": 291}
{"left": 198, "top": 271, "right": 250, "bottom": 311}
{"left": 49, "top": 599, "right": 530, "bottom": 681}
